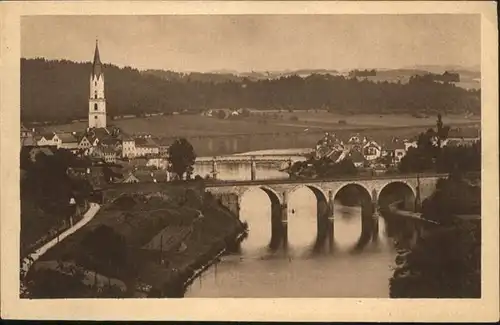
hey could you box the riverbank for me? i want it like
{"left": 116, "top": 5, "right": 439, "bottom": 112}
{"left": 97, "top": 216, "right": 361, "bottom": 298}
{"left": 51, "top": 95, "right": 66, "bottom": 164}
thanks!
{"left": 159, "top": 224, "right": 248, "bottom": 298}
{"left": 24, "top": 182, "right": 246, "bottom": 298}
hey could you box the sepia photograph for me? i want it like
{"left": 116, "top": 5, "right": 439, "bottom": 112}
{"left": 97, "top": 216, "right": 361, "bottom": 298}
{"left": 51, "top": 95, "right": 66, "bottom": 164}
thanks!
{"left": 1, "top": 0, "right": 498, "bottom": 322}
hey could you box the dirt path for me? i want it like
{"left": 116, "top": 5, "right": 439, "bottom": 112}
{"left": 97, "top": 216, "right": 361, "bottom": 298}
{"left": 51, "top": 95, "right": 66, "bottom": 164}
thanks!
{"left": 21, "top": 203, "right": 101, "bottom": 278}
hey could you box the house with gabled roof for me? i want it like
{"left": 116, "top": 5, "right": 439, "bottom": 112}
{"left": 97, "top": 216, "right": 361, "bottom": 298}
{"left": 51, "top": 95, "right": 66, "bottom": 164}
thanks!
{"left": 36, "top": 133, "right": 60, "bottom": 147}
{"left": 443, "top": 127, "right": 480, "bottom": 147}
{"left": 20, "top": 124, "right": 36, "bottom": 146}
{"left": 362, "top": 140, "right": 382, "bottom": 161}
{"left": 121, "top": 172, "right": 140, "bottom": 184}
{"left": 134, "top": 137, "right": 159, "bottom": 157}
{"left": 381, "top": 140, "right": 407, "bottom": 165}
{"left": 77, "top": 135, "right": 93, "bottom": 154}
{"left": 91, "top": 144, "right": 119, "bottom": 164}
{"left": 57, "top": 132, "right": 80, "bottom": 152}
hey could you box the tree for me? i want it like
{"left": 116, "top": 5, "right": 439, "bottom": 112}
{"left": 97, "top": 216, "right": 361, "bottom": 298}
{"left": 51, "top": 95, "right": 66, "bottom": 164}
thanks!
{"left": 21, "top": 58, "right": 480, "bottom": 122}
{"left": 216, "top": 110, "right": 226, "bottom": 119}
{"left": 390, "top": 220, "right": 480, "bottom": 298}
{"left": 81, "top": 225, "right": 127, "bottom": 270}
{"left": 436, "top": 113, "right": 450, "bottom": 150}
{"left": 240, "top": 108, "right": 251, "bottom": 117}
{"left": 389, "top": 177, "right": 481, "bottom": 298}
{"left": 167, "top": 138, "right": 196, "bottom": 180}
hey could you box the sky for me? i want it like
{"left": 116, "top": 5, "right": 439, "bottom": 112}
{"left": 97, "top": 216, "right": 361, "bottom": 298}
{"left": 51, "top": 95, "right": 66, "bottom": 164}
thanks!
{"left": 21, "top": 14, "right": 480, "bottom": 73}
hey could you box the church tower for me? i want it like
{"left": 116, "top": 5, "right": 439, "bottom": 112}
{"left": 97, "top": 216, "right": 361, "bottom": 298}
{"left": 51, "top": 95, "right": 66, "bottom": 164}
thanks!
{"left": 88, "top": 40, "right": 106, "bottom": 128}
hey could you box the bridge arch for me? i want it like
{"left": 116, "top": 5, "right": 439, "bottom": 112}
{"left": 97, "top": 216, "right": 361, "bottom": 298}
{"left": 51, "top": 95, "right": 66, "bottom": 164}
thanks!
{"left": 377, "top": 181, "right": 417, "bottom": 239}
{"left": 287, "top": 184, "right": 328, "bottom": 203}
{"left": 286, "top": 184, "right": 329, "bottom": 252}
{"left": 332, "top": 182, "right": 373, "bottom": 205}
{"left": 238, "top": 185, "right": 284, "bottom": 252}
{"left": 378, "top": 181, "right": 416, "bottom": 212}
{"left": 331, "top": 182, "right": 374, "bottom": 251}
{"left": 238, "top": 185, "right": 282, "bottom": 207}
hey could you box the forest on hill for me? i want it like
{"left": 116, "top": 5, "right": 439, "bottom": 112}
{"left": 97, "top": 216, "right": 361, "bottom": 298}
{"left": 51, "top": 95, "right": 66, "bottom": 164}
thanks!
{"left": 21, "top": 58, "right": 481, "bottom": 123}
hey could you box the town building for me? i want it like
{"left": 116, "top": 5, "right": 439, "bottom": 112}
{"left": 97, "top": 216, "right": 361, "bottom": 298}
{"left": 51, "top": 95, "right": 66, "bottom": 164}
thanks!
{"left": 91, "top": 145, "right": 118, "bottom": 164}
{"left": 121, "top": 136, "right": 136, "bottom": 158}
{"left": 20, "top": 125, "right": 36, "bottom": 146}
{"left": 362, "top": 140, "right": 382, "bottom": 161}
{"left": 403, "top": 138, "right": 418, "bottom": 151}
{"left": 36, "top": 133, "right": 61, "bottom": 147}
{"left": 381, "top": 140, "right": 407, "bottom": 165}
{"left": 58, "top": 132, "right": 80, "bottom": 153}
{"left": 121, "top": 172, "right": 140, "bottom": 183}
{"left": 443, "top": 127, "right": 481, "bottom": 147}
{"left": 146, "top": 157, "right": 168, "bottom": 169}
{"left": 77, "top": 135, "right": 94, "bottom": 155}
{"left": 134, "top": 137, "right": 160, "bottom": 157}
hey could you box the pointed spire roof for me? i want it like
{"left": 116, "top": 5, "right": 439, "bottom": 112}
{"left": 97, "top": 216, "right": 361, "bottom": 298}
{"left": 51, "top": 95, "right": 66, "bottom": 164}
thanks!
{"left": 92, "top": 39, "right": 102, "bottom": 78}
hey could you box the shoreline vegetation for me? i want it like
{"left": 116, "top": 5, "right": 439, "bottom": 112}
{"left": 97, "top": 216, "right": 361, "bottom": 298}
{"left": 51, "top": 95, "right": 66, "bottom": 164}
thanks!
{"left": 23, "top": 182, "right": 247, "bottom": 298}
{"left": 389, "top": 174, "right": 481, "bottom": 298}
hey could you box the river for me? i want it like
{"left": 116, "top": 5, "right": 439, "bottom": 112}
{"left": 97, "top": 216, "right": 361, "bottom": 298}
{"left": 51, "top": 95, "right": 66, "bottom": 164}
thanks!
{"left": 186, "top": 186, "right": 397, "bottom": 298}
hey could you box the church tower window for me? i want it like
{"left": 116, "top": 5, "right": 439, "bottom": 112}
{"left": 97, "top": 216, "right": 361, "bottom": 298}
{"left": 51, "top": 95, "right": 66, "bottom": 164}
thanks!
{"left": 94, "top": 103, "right": 98, "bottom": 111}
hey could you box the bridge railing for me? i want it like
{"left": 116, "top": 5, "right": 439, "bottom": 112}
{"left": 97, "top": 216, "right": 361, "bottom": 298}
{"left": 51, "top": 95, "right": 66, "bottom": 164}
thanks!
{"left": 204, "top": 172, "right": 452, "bottom": 187}
{"left": 204, "top": 171, "right": 480, "bottom": 187}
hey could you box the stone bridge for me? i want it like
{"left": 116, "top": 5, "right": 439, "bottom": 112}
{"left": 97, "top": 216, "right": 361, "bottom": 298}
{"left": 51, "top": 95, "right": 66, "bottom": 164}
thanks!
{"left": 196, "top": 155, "right": 306, "bottom": 180}
{"left": 205, "top": 173, "right": 448, "bottom": 252}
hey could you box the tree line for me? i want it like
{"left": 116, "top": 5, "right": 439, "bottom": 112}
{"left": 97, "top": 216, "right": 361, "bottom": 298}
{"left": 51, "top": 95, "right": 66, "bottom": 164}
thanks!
{"left": 21, "top": 58, "right": 480, "bottom": 123}
{"left": 399, "top": 114, "right": 481, "bottom": 174}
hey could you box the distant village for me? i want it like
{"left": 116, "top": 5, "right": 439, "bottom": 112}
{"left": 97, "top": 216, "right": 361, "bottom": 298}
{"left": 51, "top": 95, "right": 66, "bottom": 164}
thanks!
{"left": 20, "top": 41, "right": 481, "bottom": 185}
{"left": 310, "top": 126, "right": 480, "bottom": 170}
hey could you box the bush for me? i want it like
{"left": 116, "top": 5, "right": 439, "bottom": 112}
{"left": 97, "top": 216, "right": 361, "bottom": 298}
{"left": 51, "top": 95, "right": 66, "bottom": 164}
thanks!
{"left": 290, "top": 115, "right": 299, "bottom": 121}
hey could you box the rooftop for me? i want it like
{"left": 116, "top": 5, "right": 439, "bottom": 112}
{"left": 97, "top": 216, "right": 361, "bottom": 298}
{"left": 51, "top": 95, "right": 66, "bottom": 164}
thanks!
{"left": 56, "top": 132, "right": 79, "bottom": 143}
{"left": 447, "top": 127, "right": 480, "bottom": 139}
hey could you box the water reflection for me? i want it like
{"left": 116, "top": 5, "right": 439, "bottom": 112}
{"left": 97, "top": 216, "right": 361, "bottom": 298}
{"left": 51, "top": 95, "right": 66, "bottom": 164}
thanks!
{"left": 186, "top": 188, "right": 397, "bottom": 298}
{"left": 192, "top": 161, "right": 290, "bottom": 181}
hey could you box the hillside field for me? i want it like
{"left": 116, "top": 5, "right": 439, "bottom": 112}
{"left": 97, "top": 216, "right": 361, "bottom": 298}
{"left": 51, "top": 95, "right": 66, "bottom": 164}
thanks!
{"left": 38, "top": 112, "right": 480, "bottom": 138}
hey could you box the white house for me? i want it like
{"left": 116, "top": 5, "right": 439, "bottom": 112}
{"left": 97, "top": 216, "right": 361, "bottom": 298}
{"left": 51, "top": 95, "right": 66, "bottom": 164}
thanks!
{"left": 362, "top": 140, "right": 382, "bottom": 161}
{"left": 382, "top": 141, "right": 407, "bottom": 165}
{"left": 37, "top": 133, "right": 61, "bottom": 148}
{"left": 134, "top": 137, "right": 159, "bottom": 157}
{"left": 442, "top": 127, "right": 480, "bottom": 147}
{"left": 122, "top": 138, "right": 136, "bottom": 158}
{"left": 403, "top": 139, "right": 418, "bottom": 151}
{"left": 146, "top": 158, "right": 168, "bottom": 169}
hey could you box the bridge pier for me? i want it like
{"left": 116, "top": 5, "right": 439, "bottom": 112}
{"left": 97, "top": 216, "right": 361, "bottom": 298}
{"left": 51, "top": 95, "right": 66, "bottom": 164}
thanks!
{"left": 372, "top": 206, "right": 380, "bottom": 242}
{"left": 211, "top": 158, "right": 218, "bottom": 180}
{"left": 371, "top": 190, "right": 379, "bottom": 242}
{"left": 327, "top": 190, "right": 335, "bottom": 252}
{"left": 281, "top": 191, "right": 288, "bottom": 251}
{"left": 250, "top": 158, "right": 256, "bottom": 181}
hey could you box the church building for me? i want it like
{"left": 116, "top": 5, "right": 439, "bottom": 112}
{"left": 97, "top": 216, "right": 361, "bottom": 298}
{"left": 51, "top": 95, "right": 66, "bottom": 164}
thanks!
{"left": 89, "top": 40, "right": 107, "bottom": 129}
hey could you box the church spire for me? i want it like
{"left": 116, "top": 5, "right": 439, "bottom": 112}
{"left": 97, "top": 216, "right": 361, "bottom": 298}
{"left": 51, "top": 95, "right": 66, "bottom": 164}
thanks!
{"left": 92, "top": 39, "right": 102, "bottom": 78}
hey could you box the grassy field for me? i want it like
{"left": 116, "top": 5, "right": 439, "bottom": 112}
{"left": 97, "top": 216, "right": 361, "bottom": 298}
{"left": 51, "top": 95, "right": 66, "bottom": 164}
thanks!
{"left": 39, "top": 112, "right": 480, "bottom": 138}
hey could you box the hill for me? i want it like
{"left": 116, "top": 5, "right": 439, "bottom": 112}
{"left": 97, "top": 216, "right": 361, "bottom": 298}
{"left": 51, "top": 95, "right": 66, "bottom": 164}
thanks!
{"left": 21, "top": 58, "right": 481, "bottom": 123}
